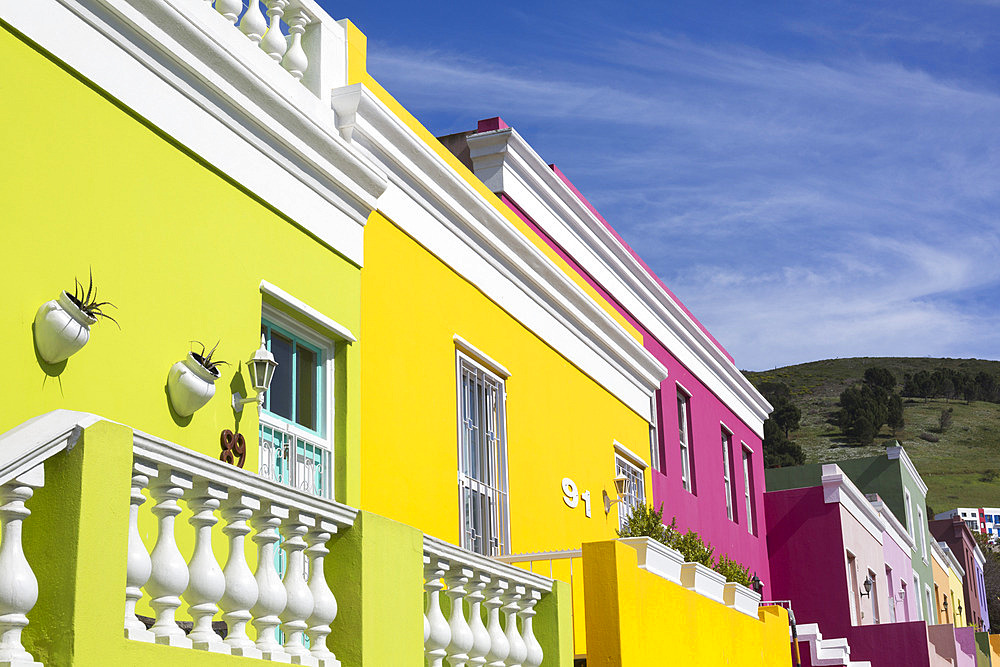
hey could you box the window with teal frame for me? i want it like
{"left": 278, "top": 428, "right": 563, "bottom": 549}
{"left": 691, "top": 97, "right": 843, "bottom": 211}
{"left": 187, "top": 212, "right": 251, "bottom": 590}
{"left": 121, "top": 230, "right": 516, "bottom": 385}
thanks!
{"left": 259, "top": 319, "right": 332, "bottom": 499}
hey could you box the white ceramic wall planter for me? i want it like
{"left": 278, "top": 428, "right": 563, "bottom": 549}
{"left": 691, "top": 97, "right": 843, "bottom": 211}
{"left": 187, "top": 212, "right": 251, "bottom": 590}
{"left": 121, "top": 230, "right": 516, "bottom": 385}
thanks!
{"left": 167, "top": 353, "right": 221, "bottom": 417}
{"left": 618, "top": 537, "right": 685, "bottom": 585}
{"left": 680, "top": 562, "right": 727, "bottom": 604}
{"left": 33, "top": 291, "right": 97, "bottom": 364}
{"left": 723, "top": 581, "right": 762, "bottom": 618}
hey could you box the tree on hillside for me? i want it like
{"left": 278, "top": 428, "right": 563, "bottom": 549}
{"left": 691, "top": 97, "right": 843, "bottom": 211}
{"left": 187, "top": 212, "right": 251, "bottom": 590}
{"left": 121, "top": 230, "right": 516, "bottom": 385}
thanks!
{"left": 838, "top": 384, "right": 889, "bottom": 445}
{"left": 772, "top": 403, "right": 801, "bottom": 438}
{"left": 887, "top": 393, "right": 904, "bottom": 436}
{"left": 762, "top": 419, "right": 805, "bottom": 468}
{"left": 864, "top": 367, "right": 896, "bottom": 392}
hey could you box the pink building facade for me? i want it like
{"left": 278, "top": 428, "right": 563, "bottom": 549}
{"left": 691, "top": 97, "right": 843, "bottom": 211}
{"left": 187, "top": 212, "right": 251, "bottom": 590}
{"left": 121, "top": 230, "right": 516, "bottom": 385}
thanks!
{"left": 440, "top": 118, "right": 773, "bottom": 591}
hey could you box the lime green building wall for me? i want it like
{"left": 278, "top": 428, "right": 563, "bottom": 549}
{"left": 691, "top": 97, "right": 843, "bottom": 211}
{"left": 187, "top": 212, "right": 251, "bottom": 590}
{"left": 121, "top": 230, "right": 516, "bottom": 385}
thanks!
{"left": 0, "top": 23, "right": 361, "bottom": 506}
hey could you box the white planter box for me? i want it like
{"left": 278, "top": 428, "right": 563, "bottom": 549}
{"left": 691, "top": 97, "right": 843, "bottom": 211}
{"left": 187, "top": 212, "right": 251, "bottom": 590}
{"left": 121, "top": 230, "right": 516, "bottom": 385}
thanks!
{"left": 680, "top": 562, "right": 726, "bottom": 604}
{"left": 618, "top": 537, "right": 684, "bottom": 585}
{"left": 724, "top": 581, "right": 762, "bottom": 618}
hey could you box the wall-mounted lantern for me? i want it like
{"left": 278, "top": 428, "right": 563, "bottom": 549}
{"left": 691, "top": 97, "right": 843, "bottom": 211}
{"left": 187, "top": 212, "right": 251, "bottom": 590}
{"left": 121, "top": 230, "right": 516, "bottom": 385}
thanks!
{"left": 751, "top": 574, "right": 764, "bottom": 595}
{"left": 860, "top": 575, "right": 874, "bottom": 598}
{"left": 942, "top": 596, "right": 949, "bottom": 615}
{"left": 232, "top": 334, "right": 278, "bottom": 414}
{"left": 602, "top": 475, "right": 629, "bottom": 515}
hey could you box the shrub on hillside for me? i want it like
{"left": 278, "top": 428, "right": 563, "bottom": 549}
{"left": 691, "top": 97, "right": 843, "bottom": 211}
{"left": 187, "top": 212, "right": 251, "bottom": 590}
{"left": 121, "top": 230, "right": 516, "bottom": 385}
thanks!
{"left": 919, "top": 432, "right": 940, "bottom": 443}
{"left": 938, "top": 407, "right": 954, "bottom": 433}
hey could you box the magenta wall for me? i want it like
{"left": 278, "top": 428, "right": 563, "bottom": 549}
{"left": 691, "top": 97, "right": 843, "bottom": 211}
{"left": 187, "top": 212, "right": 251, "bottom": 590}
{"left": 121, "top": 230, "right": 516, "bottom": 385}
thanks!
{"left": 765, "top": 487, "right": 853, "bottom": 636}
{"left": 497, "top": 190, "right": 770, "bottom": 593}
{"left": 847, "top": 622, "right": 933, "bottom": 667}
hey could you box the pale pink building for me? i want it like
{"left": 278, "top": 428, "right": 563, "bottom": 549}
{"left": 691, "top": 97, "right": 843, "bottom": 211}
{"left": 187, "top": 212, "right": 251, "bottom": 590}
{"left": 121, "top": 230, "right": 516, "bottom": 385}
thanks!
{"left": 440, "top": 118, "right": 773, "bottom": 591}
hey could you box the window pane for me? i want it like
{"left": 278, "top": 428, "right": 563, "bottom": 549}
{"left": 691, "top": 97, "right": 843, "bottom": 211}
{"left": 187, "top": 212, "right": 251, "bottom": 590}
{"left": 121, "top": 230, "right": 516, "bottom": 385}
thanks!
{"left": 269, "top": 331, "right": 294, "bottom": 421}
{"left": 296, "top": 344, "right": 317, "bottom": 431}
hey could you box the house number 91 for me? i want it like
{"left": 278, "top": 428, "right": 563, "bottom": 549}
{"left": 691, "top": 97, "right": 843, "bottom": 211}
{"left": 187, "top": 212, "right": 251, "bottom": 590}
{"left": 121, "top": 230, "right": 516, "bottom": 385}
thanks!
{"left": 562, "top": 477, "right": 591, "bottom": 518}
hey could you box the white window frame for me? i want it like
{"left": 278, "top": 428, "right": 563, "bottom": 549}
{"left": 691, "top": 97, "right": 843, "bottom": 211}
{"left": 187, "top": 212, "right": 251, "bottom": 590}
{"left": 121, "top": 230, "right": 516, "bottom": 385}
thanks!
{"left": 456, "top": 351, "right": 511, "bottom": 557}
{"left": 258, "top": 304, "right": 337, "bottom": 499}
{"left": 914, "top": 574, "right": 923, "bottom": 620}
{"left": 649, "top": 394, "right": 662, "bottom": 473}
{"left": 614, "top": 443, "right": 647, "bottom": 532}
{"left": 742, "top": 444, "right": 755, "bottom": 534}
{"left": 677, "top": 386, "right": 693, "bottom": 492}
{"left": 904, "top": 489, "right": 914, "bottom": 540}
{"left": 721, "top": 425, "right": 735, "bottom": 522}
{"left": 916, "top": 506, "right": 927, "bottom": 561}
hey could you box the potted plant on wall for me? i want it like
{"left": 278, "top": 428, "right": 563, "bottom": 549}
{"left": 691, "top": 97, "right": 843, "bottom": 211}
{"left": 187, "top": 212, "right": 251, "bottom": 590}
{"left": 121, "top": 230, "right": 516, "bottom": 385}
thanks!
{"left": 33, "top": 272, "right": 119, "bottom": 364}
{"left": 715, "top": 555, "right": 762, "bottom": 617}
{"left": 167, "top": 341, "right": 228, "bottom": 417}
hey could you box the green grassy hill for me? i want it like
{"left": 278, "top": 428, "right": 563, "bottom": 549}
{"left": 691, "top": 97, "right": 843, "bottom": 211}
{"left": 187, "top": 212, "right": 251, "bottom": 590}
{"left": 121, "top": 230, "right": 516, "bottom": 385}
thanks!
{"left": 744, "top": 357, "right": 1000, "bottom": 513}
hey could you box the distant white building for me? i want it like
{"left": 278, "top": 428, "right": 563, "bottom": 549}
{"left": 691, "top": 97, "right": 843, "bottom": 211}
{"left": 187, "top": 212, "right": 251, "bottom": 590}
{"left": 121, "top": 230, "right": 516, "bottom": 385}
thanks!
{"left": 935, "top": 507, "right": 1000, "bottom": 539}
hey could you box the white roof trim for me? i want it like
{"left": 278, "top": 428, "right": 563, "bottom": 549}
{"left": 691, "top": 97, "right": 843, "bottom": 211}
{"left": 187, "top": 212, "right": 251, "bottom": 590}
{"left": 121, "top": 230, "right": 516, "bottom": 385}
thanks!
{"left": 869, "top": 497, "right": 915, "bottom": 553}
{"left": 260, "top": 281, "right": 356, "bottom": 343}
{"left": 930, "top": 539, "right": 948, "bottom": 571}
{"left": 613, "top": 440, "right": 648, "bottom": 470}
{"left": 454, "top": 335, "right": 511, "bottom": 379}
{"left": 463, "top": 127, "right": 771, "bottom": 435}
{"left": 822, "top": 464, "right": 884, "bottom": 544}
{"left": 886, "top": 445, "right": 929, "bottom": 497}
{"left": 938, "top": 542, "right": 967, "bottom": 579}
{"left": 329, "top": 84, "right": 668, "bottom": 421}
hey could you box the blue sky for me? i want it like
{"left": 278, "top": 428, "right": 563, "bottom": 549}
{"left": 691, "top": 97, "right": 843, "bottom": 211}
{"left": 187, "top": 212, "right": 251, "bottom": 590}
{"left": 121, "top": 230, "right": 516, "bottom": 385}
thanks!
{"left": 324, "top": 1, "right": 1000, "bottom": 371}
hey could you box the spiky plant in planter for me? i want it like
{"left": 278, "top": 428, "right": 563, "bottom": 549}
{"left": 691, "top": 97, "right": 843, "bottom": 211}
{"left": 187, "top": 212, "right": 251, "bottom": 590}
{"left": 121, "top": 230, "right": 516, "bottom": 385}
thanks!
{"left": 33, "top": 270, "right": 118, "bottom": 364}
{"left": 66, "top": 270, "right": 119, "bottom": 328}
{"left": 167, "top": 340, "right": 228, "bottom": 417}
{"left": 189, "top": 340, "right": 228, "bottom": 377}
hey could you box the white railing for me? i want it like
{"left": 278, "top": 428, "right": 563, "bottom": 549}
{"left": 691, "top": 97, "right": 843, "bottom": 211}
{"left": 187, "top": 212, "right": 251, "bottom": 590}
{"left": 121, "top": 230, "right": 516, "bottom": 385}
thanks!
{"left": 423, "top": 537, "right": 553, "bottom": 667}
{"left": 128, "top": 429, "right": 356, "bottom": 664}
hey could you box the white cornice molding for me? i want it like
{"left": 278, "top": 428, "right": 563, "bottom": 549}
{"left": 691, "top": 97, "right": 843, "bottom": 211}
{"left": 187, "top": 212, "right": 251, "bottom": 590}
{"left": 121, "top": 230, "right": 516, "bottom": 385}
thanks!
{"left": 0, "top": 410, "right": 103, "bottom": 486}
{"left": 463, "top": 127, "right": 771, "bottom": 436}
{"left": 613, "top": 440, "right": 648, "bottom": 470}
{"left": 331, "top": 84, "right": 668, "bottom": 420}
{"left": 973, "top": 544, "right": 986, "bottom": 568}
{"left": 869, "top": 496, "right": 915, "bottom": 553}
{"left": 886, "top": 445, "right": 929, "bottom": 497}
{"left": 7, "top": 0, "right": 388, "bottom": 265}
{"left": 930, "top": 539, "right": 948, "bottom": 571}
{"left": 938, "top": 541, "right": 967, "bottom": 579}
{"left": 260, "top": 281, "right": 356, "bottom": 343}
{"left": 822, "top": 464, "right": 884, "bottom": 544}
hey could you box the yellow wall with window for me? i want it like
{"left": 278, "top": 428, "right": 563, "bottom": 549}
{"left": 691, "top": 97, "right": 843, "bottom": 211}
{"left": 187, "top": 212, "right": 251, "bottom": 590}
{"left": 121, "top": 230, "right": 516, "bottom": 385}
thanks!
{"left": 359, "top": 210, "right": 652, "bottom": 554}
{"left": 0, "top": 24, "right": 362, "bottom": 504}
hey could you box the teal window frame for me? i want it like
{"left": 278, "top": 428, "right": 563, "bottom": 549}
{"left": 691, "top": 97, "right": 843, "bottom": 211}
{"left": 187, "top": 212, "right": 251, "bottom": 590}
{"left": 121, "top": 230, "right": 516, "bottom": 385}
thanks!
{"left": 260, "top": 319, "right": 326, "bottom": 438}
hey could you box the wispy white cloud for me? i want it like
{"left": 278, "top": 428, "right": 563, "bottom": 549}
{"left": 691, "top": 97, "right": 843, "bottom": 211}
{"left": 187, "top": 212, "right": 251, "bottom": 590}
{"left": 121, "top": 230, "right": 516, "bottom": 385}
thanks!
{"left": 366, "top": 24, "right": 1000, "bottom": 369}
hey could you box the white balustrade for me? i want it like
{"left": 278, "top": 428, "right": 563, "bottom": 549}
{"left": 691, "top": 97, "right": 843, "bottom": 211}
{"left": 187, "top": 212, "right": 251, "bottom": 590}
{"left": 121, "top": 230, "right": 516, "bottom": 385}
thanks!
{"left": 146, "top": 467, "right": 193, "bottom": 647}
{"left": 445, "top": 564, "right": 475, "bottom": 666}
{"left": 424, "top": 557, "right": 451, "bottom": 667}
{"left": 279, "top": 511, "right": 316, "bottom": 664}
{"left": 125, "top": 459, "right": 156, "bottom": 642}
{"left": 251, "top": 501, "right": 289, "bottom": 660}
{"left": 238, "top": 0, "right": 268, "bottom": 43}
{"left": 422, "top": 538, "right": 554, "bottom": 667}
{"left": 261, "top": 0, "right": 289, "bottom": 62}
{"left": 220, "top": 490, "right": 263, "bottom": 657}
{"left": 502, "top": 586, "right": 527, "bottom": 667}
{"left": 0, "top": 468, "right": 44, "bottom": 667}
{"left": 184, "top": 481, "right": 229, "bottom": 653}
{"left": 281, "top": 8, "right": 311, "bottom": 81}
{"left": 305, "top": 520, "right": 339, "bottom": 666}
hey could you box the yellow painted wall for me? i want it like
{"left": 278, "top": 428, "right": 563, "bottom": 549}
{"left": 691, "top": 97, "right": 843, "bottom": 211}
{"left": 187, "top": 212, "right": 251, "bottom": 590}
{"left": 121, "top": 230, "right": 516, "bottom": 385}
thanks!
{"left": 0, "top": 24, "right": 361, "bottom": 503}
{"left": 947, "top": 565, "right": 968, "bottom": 628}
{"left": 933, "top": 556, "right": 951, "bottom": 625}
{"left": 360, "top": 211, "right": 651, "bottom": 552}
{"left": 581, "top": 540, "right": 792, "bottom": 665}
{"left": 989, "top": 634, "right": 1000, "bottom": 664}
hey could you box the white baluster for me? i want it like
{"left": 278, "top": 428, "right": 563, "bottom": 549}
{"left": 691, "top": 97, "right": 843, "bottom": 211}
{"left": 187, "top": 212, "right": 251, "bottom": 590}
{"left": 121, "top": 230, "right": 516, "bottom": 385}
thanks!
{"left": 239, "top": 0, "right": 267, "bottom": 43}
{"left": 445, "top": 564, "right": 474, "bottom": 667}
{"left": 483, "top": 578, "right": 509, "bottom": 667}
{"left": 251, "top": 501, "right": 289, "bottom": 661}
{"left": 519, "top": 590, "right": 543, "bottom": 667}
{"left": 184, "top": 482, "right": 229, "bottom": 653}
{"left": 260, "top": 0, "right": 288, "bottom": 62}
{"left": 214, "top": 0, "right": 242, "bottom": 24}
{"left": 305, "top": 520, "right": 339, "bottom": 666}
{"left": 281, "top": 7, "right": 310, "bottom": 81}
{"left": 220, "top": 492, "right": 261, "bottom": 658}
{"left": 0, "top": 468, "right": 44, "bottom": 667}
{"left": 424, "top": 557, "right": 451, "bottom": 667}
{"left": 502, "top": 586, "right": 526, "bottom": 667}
{"left": 146, "top": 468, "right": 193, "bottom": 647}
{"left": 125, "top": 459, "right": 156, "bottom": 642}
{"left": 466, "top": 573, "right": 491, "bottom": 667}
{"left": 279, "top": 511, "right": 316, "bottom": 665}
{"left": 423, "top": 556, "right": 431, "bottom": 647}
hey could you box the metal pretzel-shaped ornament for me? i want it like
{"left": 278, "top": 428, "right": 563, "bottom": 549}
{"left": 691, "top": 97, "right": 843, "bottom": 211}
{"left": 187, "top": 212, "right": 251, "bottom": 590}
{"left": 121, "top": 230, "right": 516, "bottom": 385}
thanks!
{"left": 220, "top": 429, "right": 247, "bottom": 468}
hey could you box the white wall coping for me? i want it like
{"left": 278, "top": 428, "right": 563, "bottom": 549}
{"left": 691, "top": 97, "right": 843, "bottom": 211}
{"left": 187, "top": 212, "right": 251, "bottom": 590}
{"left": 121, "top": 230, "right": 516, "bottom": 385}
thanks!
{"left": 937, "top": 541, "right": 967, "bottom": 579}
{"left": 886, "top": 445, "right": 929, "bottom": 497}
{"left": 453, "top": 335, "right": 511, "bottom": 378}
{"left": 463, "top": 126, "right": 771, "bottom": 436}
{"left": 868, "top": 496, "right": 915, "bottom": 553}
{"left": 822, "top": 464, "right": 884, "bottom": 544}
{"left": 260, "top": 281, "right": 356, "bottom": 342}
